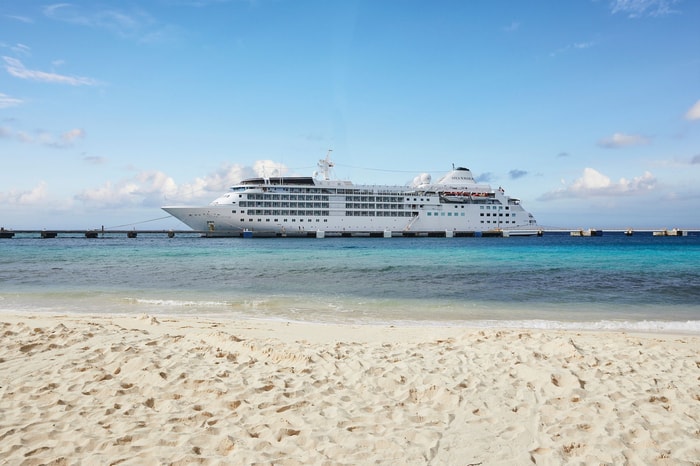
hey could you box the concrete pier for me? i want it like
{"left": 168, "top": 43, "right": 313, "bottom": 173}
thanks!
{"left": 0, "top": 229, "right": 193, "bottom": 239}
{"left": 0, "top": 228, "right": 696, "bottom": 239}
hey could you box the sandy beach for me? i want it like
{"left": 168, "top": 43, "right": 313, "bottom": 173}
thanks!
{"left": 1, "top": 312, "right": 698, "bottom": 465}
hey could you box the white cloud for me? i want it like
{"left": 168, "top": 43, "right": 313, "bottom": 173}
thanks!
{"left": 9, "top": 43, "right": 31, "bottom": 56}
{"left": 42, "top": 3, "right": 172, "bottom": 43}
{"left": 609, "top": 0, "right": 680, "bottom": 18}
{"left": 539, "top": 167, "right": 657, "bottom": 200}
{"left": 43, "top": 4, "right": 72, "bottom": 18}
{"left": 4, "top": 15, "right": 34, "bottom": 24}
{"left": 74, "top": 179, "right": 144, "bottom": 208}
{"left": 83, "top": 155, "right": 109, "bottom": 165}
{"left": 16, "top": 130, "right": 32, "bottom": 143}
{"left": 59, "top": 128, "right": 85, "bottom": 146}
{"left": 597, "top": 132, "right": 650, "bottom": 148}
{"left": 550, "top": 40, "right": 595, "bottom": 57}
{"left": 0, "top": 92, "right": 22, "bottom": 108}
{"left": 5, "top": 161, "right": 287, "bottom": 214}
{"left": 75, "top": 170, "right": 183, "bottom": 208}
{"left": 43, "top": 3, "right": 122, "bottom": 28}
{"left": 0, "top": 125, "right": 85, "bottom": 148}
{"left": 0, "top": 181, "right": 48, "bottom": 205}
{"left": 2, "top": 56, "right": 98, "bottom": 86}
{"left": 685, "top": 99, "right": 700, "bottom": 120}
{"left": 74, "top": 161, "right": 288, "bottom": 209}
{"left": 252, "top": 159, "right": 288, "bottom": 178}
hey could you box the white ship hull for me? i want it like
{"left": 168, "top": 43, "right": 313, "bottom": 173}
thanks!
{"left": 163, "top": 154, "right": 538, "bottom": 237}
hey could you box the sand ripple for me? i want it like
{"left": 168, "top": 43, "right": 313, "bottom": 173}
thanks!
{"left": 0, "top": 314, "right": 698, "bottom": 465}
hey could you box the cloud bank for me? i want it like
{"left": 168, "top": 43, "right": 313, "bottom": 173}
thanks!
{"left": 0, "top": 181, "right": 48, "bottom": 205}
{"left": 74, "top": 161, "right": 290, "bottom": 208}
{"left": 539, "top": 167, "right": 657, "bottom": 200}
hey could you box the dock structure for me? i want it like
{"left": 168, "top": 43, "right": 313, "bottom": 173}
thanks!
{"left": 198, "top": 228, "right": 544, "bottom": 238}
{"left": 0, "top": 228, "right": 696, "bottom": 239}
{"left": 652, "top": 228, "right": 688, "bottom": 237}
{"left": 0, "top": 229, "right": 183, "bottom": 239}
{"left": 570, "top": 228, "right": 604, "bottom": 237}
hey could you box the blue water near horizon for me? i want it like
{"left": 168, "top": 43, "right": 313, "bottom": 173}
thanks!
{"left": 1, "top": 232, "right": 699, "bottom": 333}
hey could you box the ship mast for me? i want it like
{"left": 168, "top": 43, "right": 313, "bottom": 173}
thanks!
{"left": 317, "top": 149, "right": 334, "bottom": 181}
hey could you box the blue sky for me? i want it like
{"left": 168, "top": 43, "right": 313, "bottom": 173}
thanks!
{"left": 1, "top": 0, "right": 699, "bottom": 230}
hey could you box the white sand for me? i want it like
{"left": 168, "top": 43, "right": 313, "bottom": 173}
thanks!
{"left": 0, "top": 312, "right": 698, "bottom": 465}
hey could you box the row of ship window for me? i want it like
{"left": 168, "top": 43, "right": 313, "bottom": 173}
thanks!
{"left": 239, "top": 210, "right": 415, "bottom": 217}
{"left": 243, "top": 194, "right": 511, "bottom": 205}
{"left": 237, "top": 217, "right": 519, "bottom": 225}
{"left": 234, "top": 209, "right": 515, "bottom": 217}
{"left": 426, "top": 212, "right": 516, "bottom": 217}
{"left": 240, "top": 201, "right": 329, "bottom": 208}
{"left": 243, "top": 218, "right": 329, "bottom": 223}
{"left": 245, "top": 194, "right": 407, "bottom": 202}
{"left": 240, "top": 188, "right": 412, "bottom": 195}
{"left": 239, "top": 201, "right": 410, "bottom": 209}
{"left": 238, "top": 202, "right": 511, "bottom": 210}
{"left": 240, "top": 197, "right": 512, "bottom": 208}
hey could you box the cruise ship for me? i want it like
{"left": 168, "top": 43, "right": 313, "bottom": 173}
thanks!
{"left": 162, "top": 153, "right": 538, "bottom": 237}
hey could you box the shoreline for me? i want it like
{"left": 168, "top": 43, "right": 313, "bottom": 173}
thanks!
{"left": 3, "top": 308, "right": 700, "bottom": 336}
{"left": 1, "top": 311, "right": 699, "bottom": 464}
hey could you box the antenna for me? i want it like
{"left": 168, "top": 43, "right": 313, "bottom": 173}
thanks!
{"left": 317, "top": 149, "right": 335, "bottom": 180}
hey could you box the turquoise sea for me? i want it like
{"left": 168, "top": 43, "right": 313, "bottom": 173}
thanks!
{"left": 1, "top": 232, "right": 698, "bottom": 333}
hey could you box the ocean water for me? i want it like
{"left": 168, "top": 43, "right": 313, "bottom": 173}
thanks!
{"left": 1, "top": 232, "right": 699, "bottom": 332}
